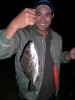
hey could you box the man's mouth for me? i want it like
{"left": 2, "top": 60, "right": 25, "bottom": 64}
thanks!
{"left": 40, "top": 23, "right": 46, "bottom": 26}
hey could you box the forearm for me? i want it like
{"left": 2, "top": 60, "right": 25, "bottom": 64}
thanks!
{"left": 4, "top": 21, "right": 18, "bottom": 39}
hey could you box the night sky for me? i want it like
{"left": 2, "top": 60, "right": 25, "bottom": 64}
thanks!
{"left": 0, "top": 0, "right": 75, "bottom": 100}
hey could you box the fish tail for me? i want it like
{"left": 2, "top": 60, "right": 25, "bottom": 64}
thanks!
{"left": 28, "top": 80, "right": 37, "bottom": 92}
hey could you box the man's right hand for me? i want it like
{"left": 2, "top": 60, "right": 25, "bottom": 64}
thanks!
{"left": 4, "top": 8, "right": 36, "bottom": 39}
{"left": 11, "top": 8, "right": 36, "bottom": 29}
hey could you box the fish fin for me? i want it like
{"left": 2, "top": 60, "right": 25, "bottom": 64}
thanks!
{"left": 28, "top": 80, "right": 37, "bottom": 92}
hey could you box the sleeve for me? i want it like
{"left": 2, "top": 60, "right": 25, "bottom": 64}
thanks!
{"left": 0, "top": 30, "right": 19, "bottom": 59}
{"left": 61, "top": 51, "right": 70, "bottom": 63}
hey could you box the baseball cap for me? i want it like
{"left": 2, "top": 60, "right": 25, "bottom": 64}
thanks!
{"left": 33, "top": 0, "right": 54, "bottom": 14}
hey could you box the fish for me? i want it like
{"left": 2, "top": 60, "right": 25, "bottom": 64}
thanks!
{"left": 20, "top": 40, "right": 39, "bottom": 92}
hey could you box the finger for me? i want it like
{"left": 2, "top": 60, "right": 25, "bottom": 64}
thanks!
{"left": 30, "top": 14, "right": 36, "bottom": 19}
{"left": 25, "top": 8, "right": 36, "bottom": 14}
{"left": 26, "top": 13, "right": 36, "bottom": 23}
{"left": 29, "top": 17, "right": 35, "bottom": 25}
{"left": 27, "top": 13, "right": 36, "bottom": 19}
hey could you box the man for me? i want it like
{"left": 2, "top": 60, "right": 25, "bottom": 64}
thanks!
{"left": 0, "top": 0, "right": 75, "bottom": 100}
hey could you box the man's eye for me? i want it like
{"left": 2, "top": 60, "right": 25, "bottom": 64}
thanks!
{"left": 36, "top": 14, "right": 41, "bottom": 16}
{"left": 46, "top": 14, "right": 51, "bottom": 17}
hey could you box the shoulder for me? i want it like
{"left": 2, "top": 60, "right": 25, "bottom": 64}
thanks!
{"left": 50, "top": 28, "right": 62, "bottom": 41}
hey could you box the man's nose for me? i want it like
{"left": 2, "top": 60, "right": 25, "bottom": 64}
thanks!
{"left": 41, "top": 16, "right": 46, "bottom": 21}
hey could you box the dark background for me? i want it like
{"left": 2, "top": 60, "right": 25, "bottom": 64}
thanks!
{"left": 0, "top": 0, "right": 75, "bottom": 100}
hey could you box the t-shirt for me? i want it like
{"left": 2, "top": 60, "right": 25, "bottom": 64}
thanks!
{"left": 37, "top": 35, "right": 56, "bottom": 100}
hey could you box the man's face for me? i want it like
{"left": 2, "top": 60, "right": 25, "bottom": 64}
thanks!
{"left": 35, "top": 5, "right": 53, "bottom": 32}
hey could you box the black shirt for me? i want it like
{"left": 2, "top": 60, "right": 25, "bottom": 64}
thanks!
{"left": 37, "top": 35, "right": 55, "bottom": 100}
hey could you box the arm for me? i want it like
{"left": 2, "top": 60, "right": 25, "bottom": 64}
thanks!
{"left": 61, "top": 47, "right": 75, "bottom": 63}
{"left": 4, "top": 8, "right": 36, "bottom": 39}
{"left": 0, "top": 8, "right": 36, "bottom": 59}
{"left": 66, "top": 47, "right": 75, "bottom": 60}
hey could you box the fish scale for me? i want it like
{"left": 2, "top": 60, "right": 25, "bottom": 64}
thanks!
{"left": 20, "top": 40, "right": 39, "bottom": 92}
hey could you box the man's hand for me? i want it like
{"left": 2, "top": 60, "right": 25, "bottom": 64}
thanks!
{"left": 66, "top": 47, "right": 75, "bottom": 60}
{"left": 4, "top": 8, "right": 36, "bottom": 39}
{"left": 11, "top": 8, "right": 36, "bottom": 29}
{"left": 69, "top": 47, "right": 75, "bottom": 60}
